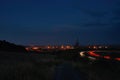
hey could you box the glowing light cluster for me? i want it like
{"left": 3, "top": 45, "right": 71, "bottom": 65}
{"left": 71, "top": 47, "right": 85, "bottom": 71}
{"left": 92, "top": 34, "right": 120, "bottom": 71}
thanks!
{"left": 89, "top": 46, "right": 108, "bottom": 49}
{"left": 32, "top": 47, "right": 39, "bottom": 50}
{"left": 25, "top": 48, "right": 29, "bottom": 51}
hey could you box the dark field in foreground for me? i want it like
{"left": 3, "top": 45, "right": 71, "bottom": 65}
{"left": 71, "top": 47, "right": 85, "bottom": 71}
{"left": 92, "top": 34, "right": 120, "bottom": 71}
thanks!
{"left": 0, "top": 51, "right": 120, "bottom": 80}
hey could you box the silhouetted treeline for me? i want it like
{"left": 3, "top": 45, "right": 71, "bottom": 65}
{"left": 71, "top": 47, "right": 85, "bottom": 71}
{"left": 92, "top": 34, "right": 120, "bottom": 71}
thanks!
{"left": 0, "top": 40, "right": 26, "bottom": 52}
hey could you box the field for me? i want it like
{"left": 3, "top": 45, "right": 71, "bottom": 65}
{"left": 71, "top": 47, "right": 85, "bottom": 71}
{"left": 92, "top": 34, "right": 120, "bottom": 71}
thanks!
{"left": 0, "top": 51, "right": 120, "bottom": 80}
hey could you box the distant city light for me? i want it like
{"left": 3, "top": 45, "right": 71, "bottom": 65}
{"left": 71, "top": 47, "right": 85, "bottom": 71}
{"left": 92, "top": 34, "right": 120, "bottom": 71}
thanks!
{"left": 93, "top": 46, "right": 97, "bottom": 49}
{"left": 25, "top": 48, "right": 29, "bottom": 51}
{"left": 61, "top": 45, "right": 64, "bottom": 49}
{"left": 32, "top": 47, "right": 39, "bottom": 50}
{"left": 99, "top": 46, "right": 102, "bottom": 49}
{"left": 52, "top": 46, "right": 55, "bottom": 49}
{"left": 25, "top": 45, "right": 115, "bottom": 53}
{"left": 47, "top": 46, "right": 51, "bottom": 49}
{"left": 105, "top": 46, "right": 108, "bottom": 48}
{"left": 66, "top": 45, "right": 71, "bottom": 49}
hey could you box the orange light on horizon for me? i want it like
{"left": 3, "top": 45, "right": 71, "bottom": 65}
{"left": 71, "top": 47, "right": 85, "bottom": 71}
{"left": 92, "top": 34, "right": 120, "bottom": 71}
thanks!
{"left": 105, "top": 46, "right": 108, "bottom": 48}
{"left": 66, "top": 45, "right": 71, "bottom": 49}
{"left": 25, "top": 48, "right": 29, "bottom": 51}
{"left": 93, "top": 46, "right": 97, "bottom": 49}
{"left": 47, "top": 46, "right": 50, "bottom": 49}
{"left": 52, "top": 46, "right": 55, "bottom": 49}
{"left": 99, "top": 46, "right": 102, "bottom": 49}
{"left": 61, "top": 45, "right": 64, "bottom": 49}
{"left": 32, "top": 47, "right": 39, "bottom": 50}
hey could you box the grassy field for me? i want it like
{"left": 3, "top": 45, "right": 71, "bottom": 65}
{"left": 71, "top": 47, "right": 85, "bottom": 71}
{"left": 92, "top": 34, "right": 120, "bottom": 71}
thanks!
{"left": 0, "top": 51, "right": 120, "bottom": 80}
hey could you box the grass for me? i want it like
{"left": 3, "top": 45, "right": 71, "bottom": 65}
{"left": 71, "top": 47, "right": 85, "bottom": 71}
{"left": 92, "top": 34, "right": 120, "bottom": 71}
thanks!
{"left": 0, "top": 51, "right": 120, "bottom": 80}
{"left": 0, "top": 52, "right": 56, "bottom": 80}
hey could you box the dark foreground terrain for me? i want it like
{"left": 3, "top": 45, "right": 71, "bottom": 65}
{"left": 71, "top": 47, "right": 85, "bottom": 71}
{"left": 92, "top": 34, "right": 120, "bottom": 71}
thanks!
{"left": 0, "top": 51, "right": 120, "bottom": 80}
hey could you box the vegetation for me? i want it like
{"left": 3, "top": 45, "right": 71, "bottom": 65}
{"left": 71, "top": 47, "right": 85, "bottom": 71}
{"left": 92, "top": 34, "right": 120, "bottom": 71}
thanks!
{"left": 0, "top": 40, "right": 26, "bottom": 52}
{"left": 0, "top": 49, "right": 120, "bottom": 80}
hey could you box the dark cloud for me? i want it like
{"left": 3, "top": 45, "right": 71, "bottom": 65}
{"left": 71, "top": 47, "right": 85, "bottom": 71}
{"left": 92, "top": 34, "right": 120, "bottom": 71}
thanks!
{"left": 83, "top": 23, "right": 109, "bottom": 27}
{"left": 80, "top": 9, "right": 108, "bottom": 18}
{"left": 72, "top": 0, "right": 110, "bottom": 18}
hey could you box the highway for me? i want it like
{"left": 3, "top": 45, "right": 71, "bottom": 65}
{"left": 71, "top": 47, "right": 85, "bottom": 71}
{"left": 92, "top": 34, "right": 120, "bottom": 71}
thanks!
{"left": 80, "top": 50, "right": 120, "bottom": 62}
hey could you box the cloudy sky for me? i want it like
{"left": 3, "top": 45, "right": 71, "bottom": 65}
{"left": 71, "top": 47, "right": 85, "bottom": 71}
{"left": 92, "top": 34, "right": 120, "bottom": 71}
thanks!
{"left": 0, "top": 0, "right": 120, "bottom": 45}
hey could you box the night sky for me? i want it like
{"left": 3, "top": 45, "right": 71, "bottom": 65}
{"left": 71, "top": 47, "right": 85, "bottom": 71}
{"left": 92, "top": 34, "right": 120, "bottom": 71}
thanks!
{"left": 0, "top": 0, "right": 120, "bottom": 45}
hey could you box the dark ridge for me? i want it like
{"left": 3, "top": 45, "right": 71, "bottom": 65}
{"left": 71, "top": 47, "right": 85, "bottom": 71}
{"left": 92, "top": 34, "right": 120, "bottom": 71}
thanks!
{"left": 0, "top": 40, "right": 26, "bottom": 52}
